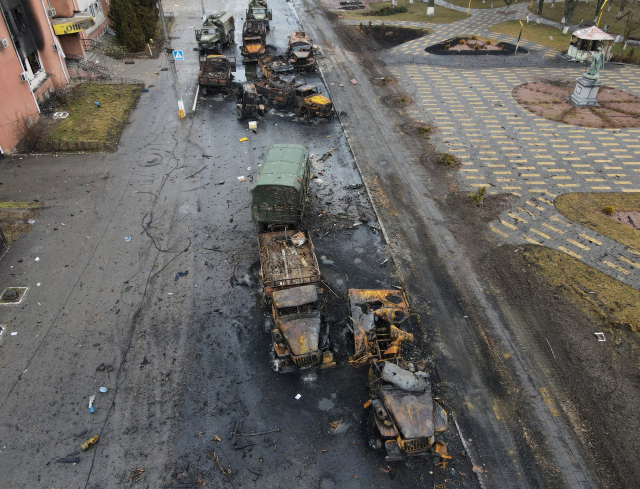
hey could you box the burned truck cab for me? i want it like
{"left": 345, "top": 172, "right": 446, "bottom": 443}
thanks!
{"left": 368, "top": 361, "right": 449, "bottom": 461}
{"left": 271, "top": 285, "right": 335, "bottom": 373}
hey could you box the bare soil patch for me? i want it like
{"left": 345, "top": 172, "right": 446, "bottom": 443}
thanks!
{"left": 513, "top": 81, "right": 640, "bottom": 128}
{"left": 483, "top": 245, "right": 640, "bottom": 489}
{"left": 0, "top": 201, "right": 42, "bottom": 243}
{"left": 339, "top": 25, "right": 430, "bottom": 51}
{"left": 555, "top": 193, "right": 640, "bottom": 250}
{"left": 381, "top": 95, "right": 414, "bottom": 108}
{"left": 425, "top": 36, "right": 526, "bottom": 55}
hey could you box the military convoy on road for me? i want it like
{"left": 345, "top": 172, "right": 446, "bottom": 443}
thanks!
{"left": 247, "top": 0, "right": 272, "bottom": 30}
{"left": 195, "top": 11, "right": 235, "bottom": 54}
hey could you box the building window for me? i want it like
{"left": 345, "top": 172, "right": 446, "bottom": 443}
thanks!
{"left": 11, "top": 6, "right": 28, "bottom": 35}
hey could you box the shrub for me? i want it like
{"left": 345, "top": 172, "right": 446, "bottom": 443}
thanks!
{"left": 370, "top": 6, "right": 408, "bottom": 15}
{"left": 474, "top": 45, "right": 480, "bottom": 50}
{"left": 417, "top": 125, "right": 431, "bottom": 135}
{"left": 486, "top": 39, "right": 492, "bottom": 45}
{"left": 471, "top": 35, "right": 477, "bottom": 40}
{"left": 468, "top": 186, "right": 487, "bottom": 204}
{"left": 459, "top": 39, "right": 466, "bottom": 44}
{"left": 445, "top": 44, "right": 450, "bottom": 50}
{"left": 439, "top": 153, "right": 456, "bottom": 166}
{"left": 603, "top": 205, "right": 615, "bottom": 215}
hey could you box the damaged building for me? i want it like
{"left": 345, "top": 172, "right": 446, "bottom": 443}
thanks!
{"left": 0, "top": 0, "right": 108, "bottom": 154}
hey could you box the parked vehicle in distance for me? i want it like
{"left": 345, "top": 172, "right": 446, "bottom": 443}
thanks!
{"left": 270, "top": 283, "right": 335, "bottom": 373}
{"left": 247, "top": 0, "right": 272, "bottom": 30}
{"left": 287, "top": 31, "right": 317, "bottom": 72}
{"left": 198, "top": 55, "right": 236, "bottom": 94}
{"left": 195, "top": 11, "right": 235, "bottom": 54}
{"left": 251, "top": 144, "right": 311, "bottom": 230}
{"left": 242, "top": 21, "right": 267, "bottom": 62}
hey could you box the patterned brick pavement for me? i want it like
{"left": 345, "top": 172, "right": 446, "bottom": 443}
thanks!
{"left": 342, "top": 4, "right": 640, "bottom": 290}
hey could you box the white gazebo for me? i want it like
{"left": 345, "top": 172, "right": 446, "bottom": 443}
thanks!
{"left": 567, "top": 26, "right": 615, "bottom": 62}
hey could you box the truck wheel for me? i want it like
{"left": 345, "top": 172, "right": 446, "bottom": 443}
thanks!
{"left": 215, "top": 42, "right": 222, "bottom": 54}
{"left": 366, "top": 410, "right": 384, "bottom": 451}
{"left": 267, "top": 22, "right": 271, "bottom": 31}
{"left": 201, "top": 87, "right": 207, "bottom": 96}
{"left": 236, "top": 106, "right": 244, "bottom": 120}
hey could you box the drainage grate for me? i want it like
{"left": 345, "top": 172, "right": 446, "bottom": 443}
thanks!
{"left": 0, "top": 287, "right": 28, "bottom": 305}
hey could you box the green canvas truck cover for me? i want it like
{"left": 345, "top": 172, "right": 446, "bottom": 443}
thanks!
{"left": 252, "top": 144, "right": 309, "bottom": 207}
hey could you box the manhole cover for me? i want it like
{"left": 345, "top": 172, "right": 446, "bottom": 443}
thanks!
{"left": 0, "top": 287, "right": 28, "bottom": 305}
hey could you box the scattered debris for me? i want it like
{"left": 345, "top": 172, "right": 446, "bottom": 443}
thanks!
{"left": 290, "top": 231, "right": 306, "bottom": 247}
{"left": 239, "top": 137, "right": 248, "bottom": 142}
{"left": 57, "top": 457, "right": 80, "bottom": 463}
{"left": 35, "top": 257, "right": 39, "bottom": 261}
{"left": 594, "top": 332, "right": 606, "bottom": 341}
{"left": 472, "top": 465, "right": 486, "bottom": 474}
{"left": 124, "top": 237, "right": 131, "bottom": 242}
{"left": 295, "top": 394, "right": 302, "bottom": 400}
{"left": 350, "top": 79, "right": 358, "bottom": 85}
{"left": 88, "top": 395, "right": 96, "bottom": 413}
{"left": 128, "top": 468, "right": 145, "bottom": 482}
{"left": 216, "top": 181, "right": 226, "bottom": 185}
{"left": 174, "top": 271, "right": 189, "bottom": 281}
{"left": 99, "top": 387, "right": 108, "bottom": 393}
{"left": 238, "top": 176, "right": 247, "bottom": 182}
{"left": 80, "top": 435, "right": 99, "bottom": 451}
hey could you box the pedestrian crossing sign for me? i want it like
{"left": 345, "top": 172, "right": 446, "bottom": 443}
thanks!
{"left": 173, "top": 50, "right": 184, "bottom": 61}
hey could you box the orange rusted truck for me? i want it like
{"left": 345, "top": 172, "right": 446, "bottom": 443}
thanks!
{"left": 241, "top": 21, "right": 267, "bottom": 62}
{"left": 270, "top": 284, "right": 335, "bottom": 373}
{"left": 366, "top": 360, "right": 449, "bottom": 461}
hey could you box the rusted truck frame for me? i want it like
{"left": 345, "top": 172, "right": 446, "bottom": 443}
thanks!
{"left": 348, "top": 289, "right": 413, "bottom": 366}
{"left": 258, "top": 230, "right": 322, "bottom": 301}
{"left": 287, "top": 31, "right": 317, "bottom": 72}
{"left": 258, "top": 55, "right": 295, "bottom": 79}
{"left": 366, "top": 360, "right": 449, "bottom": 461}
{"left": 254, "top": 79, "right": 335, "bottom": 120}
{"left": 270, "top": 284, "right": 335, "bottom": 373}
{"left": 198, "top": 55, "right": 237, "bottom": 95}
{"left": 242, "top": 21, "right": 267, "bottom": 62}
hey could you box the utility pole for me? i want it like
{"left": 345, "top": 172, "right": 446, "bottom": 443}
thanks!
{"left": 157, "top": 0, "right": 185, "bottom": 119}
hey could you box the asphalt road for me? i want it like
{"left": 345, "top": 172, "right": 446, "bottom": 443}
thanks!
{"left": 0, "top": 0, "right": 597, "bottom": 488}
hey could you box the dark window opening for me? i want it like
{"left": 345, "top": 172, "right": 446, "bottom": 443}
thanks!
{"left": 26, "top": 51, "right": 41, "bottom": 73}
{"left": 11, "top": 6, "right": 27, "bottom": 34}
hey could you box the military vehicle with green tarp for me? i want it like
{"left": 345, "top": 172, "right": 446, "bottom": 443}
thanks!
{"left": 251, "top": 144, "right": 311, "bottom": 230}
{"left": 247, "top": 0, "right": 272, "bottom": 30}
{"left": 195, "top": 11, "right": 235, "bottom": 54}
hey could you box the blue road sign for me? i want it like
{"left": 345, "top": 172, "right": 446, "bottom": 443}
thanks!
{"left": 173, "top": 50, "right": 184, "bottom": 61}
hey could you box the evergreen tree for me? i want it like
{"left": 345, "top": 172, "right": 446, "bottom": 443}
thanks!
{"left": 108, "top": 0, "right": 146, "bottom": 51}
{"left": 134, "top": 0, "right": 159, "bottom": 42}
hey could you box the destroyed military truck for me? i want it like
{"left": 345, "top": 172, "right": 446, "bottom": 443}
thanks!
{"left": 198, "top": 55, "right": 236, "bottom": 95}
{"left": 255, "top": 79, "right": 335, "bottom": 121}
{"left": 195, "top": 11, "right": 235, "bottom": 54}
{"left": 242, "top": 21, "right": 267, "bottom": 62}
{"left": 251, "top": 144, "right": 311, "bottom": 230}
{"left": 366, "top": 360, "right": 449, "bottom": 461}
{"left": 287, "top": 31, "right": 317, "bottom": 72}
{"left": 236, "top": 83, "right": 265, "bottom": 120}
{"left": 270, "top": 283, "right": 335, "bottom": 373}
{"left": 348, "top": 289, "right": 413, "bottom": 365}
{"left": 246, "top": 0, "right": 272, "bottom": 30}
{"left": 258, "top": 55, "right": 295, "bottom": 79}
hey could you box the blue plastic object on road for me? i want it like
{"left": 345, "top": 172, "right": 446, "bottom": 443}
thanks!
{"left": 174, "top": 271, "right": 189, "bottom": 281}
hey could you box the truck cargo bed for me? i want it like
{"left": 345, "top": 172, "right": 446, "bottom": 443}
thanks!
{"left": 258, "top": 230, "right": 321, "bottom": 299}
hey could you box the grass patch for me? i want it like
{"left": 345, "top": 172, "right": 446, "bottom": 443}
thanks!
{"left": 468, "top": 185, "right": 487, "bottom": 203}
{"left": 340, "top": 2, "right": 469, "bottom": 23}
{"left": 445, "top": 0, "right": 507, "bottom": 9}
{"left": 488, "top": 20, "right": 571, "bottom": 52}
{"left": 0, "top": 201, "right": 42, "bottom": 243}
{"left": 529, "top": 0, "right": 640, "bottom": 38}
{"left": 523, "top": 246, "right": 640, "bottom": 334}
{"left": 48, "top": 83, "right": 141, "bottom": 143}
{"left": 555, "top": 193, "right": 640, "bottom": 251}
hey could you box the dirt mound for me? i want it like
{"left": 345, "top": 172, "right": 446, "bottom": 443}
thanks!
{"left": 513, "top": 81, "right": 640, "bottom": 128}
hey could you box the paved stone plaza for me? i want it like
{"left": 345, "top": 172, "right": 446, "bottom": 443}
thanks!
{"left": 344, "top": 2, "right": 640, "bottom": 290}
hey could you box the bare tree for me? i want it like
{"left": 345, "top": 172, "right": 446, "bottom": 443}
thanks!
{"left": 562, "top": 0, "right": 580, "bottom": 26}
{"left": 537, "top": 0, "right": 545, "bottom": 17}
{"left": 617, "top": 0, "right": 629, "bottom": 19}
{"left": 618, "top": 1, "right": 640, "bottom": 50}
{"left": 593, "top": 0, "right": 607, "bottom": 22}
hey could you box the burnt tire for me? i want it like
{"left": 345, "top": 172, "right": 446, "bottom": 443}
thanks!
{"left": 215, "top": 42, "right": 222, "bottom": 55}
{"left": 236, "top": 106, "right": 244, "bottom": 120}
